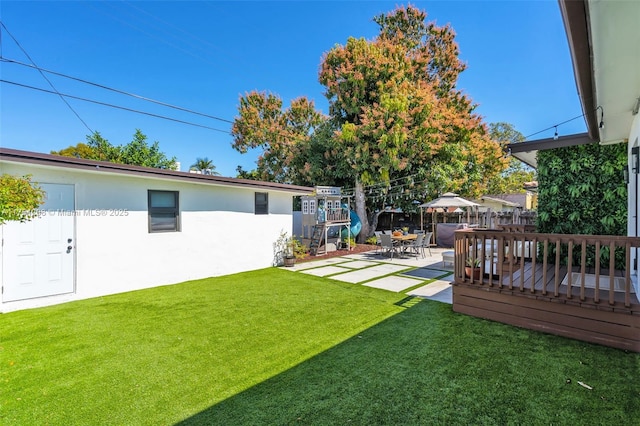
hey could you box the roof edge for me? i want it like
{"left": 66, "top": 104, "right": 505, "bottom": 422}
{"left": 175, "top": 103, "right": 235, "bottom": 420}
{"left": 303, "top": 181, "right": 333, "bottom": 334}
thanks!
{"left": 508, "top": 132, "right": 595, "bottom": 168}
{"left": 0, "top": 148, "right": 313, "bottom": 194}
{"left": 508, "top": 132, "right": 593, "bottom": 153}
{"left": 558, "top": 0, "right": 599, "bottom": 140}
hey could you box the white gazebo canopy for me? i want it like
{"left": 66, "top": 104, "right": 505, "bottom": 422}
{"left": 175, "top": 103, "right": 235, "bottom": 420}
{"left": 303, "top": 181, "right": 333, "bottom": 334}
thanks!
{"left": 419, "top": 192, "right": 479, "bottom": 233}
{"left": 419, "top": 192, "right": 479, "bottom": 208}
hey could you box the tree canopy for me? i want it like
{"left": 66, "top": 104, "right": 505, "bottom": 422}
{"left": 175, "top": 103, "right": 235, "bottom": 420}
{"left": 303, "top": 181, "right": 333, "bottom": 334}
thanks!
{"left": 485, "top": 122, "right": 536, "bottom": 195}
{"left": 231, "top": 5, "right": 508, "bottom": 239}
{"left": 52, "top": 130, "right": 177, "bottom": 170}
{"left": 231, "top": 93, "right": 325, "bottom": 182}
{"left": 190, "top": 157, "right": 220, "bottom": 175}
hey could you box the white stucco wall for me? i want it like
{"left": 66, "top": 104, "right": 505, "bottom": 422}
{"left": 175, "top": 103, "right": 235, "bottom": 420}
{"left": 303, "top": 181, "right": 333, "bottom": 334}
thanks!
{"left": 627, "top": 113, "right": 640, "bottom": 294}
{"left": 1, "top": 162, "right": 298, "bottom": 311}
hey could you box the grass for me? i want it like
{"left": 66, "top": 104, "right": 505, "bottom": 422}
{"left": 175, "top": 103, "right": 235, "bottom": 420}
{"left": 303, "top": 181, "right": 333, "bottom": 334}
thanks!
{"left": 1, "top": 269, "right": 638, "bottom": 425}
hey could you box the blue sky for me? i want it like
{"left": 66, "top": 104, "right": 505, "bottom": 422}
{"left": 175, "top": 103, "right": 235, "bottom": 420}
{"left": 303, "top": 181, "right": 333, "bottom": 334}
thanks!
{"left": 0, "top": 1, "right": 584, "bottom": 176}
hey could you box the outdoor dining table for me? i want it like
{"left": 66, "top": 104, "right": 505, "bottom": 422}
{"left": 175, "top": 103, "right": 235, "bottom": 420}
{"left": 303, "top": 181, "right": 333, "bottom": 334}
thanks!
{"left": 391, "top": 233, "right": 418, "bottom": 242}
{"left": 391, "top": 233, "right": 418, "bottom": 255}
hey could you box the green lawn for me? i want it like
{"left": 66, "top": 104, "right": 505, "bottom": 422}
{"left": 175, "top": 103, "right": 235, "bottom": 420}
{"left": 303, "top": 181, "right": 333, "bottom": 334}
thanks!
{"left": 1, "top": 269, "right": 638, "bottom": 425}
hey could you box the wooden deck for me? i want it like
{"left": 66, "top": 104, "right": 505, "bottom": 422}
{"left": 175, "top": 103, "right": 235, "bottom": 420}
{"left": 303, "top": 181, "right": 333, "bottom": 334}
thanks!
{"left": 453, "top": 229, "right": 640, "bottom": 352}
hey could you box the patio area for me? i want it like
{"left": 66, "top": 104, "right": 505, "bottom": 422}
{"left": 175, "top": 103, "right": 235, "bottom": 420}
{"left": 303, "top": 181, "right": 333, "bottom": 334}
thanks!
{"left": 283, "top": 247, "right": 455, "bottom": 304}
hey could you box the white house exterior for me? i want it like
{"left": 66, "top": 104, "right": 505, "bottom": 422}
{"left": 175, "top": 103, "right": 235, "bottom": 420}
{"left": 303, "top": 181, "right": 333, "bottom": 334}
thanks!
{"left": 0, "top": 148, "right": 312, "bottom": 312}
{"left": 475, "top": 195, "right": 522, "bottom": 212}
{"left": 558, "top": 0, "right": 640, "bottom": 294}
{"left": 510, "top": 1, "right": 640, "bottom": 293}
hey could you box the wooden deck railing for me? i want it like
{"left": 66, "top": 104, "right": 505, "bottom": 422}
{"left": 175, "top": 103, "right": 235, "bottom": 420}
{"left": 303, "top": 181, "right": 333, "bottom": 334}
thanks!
{"left": 454, "top": 228, "right": 640, "bottom": 309}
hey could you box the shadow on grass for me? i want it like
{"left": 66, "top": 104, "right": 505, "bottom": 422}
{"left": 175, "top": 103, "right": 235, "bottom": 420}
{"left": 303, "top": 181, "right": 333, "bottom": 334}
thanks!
{"left": 393, "top": 295, "right": 423, "bottom": 308}
{"left": 176, "top": 300, "right": 639, "bottom": 425}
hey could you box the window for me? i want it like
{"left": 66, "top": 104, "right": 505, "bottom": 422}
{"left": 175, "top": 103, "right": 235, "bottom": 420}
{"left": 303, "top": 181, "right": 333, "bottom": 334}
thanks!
{"left": 148, "top": 190, "right": 179, "bottom": 233}
{"left": 255, "top": 192, "right": 268, "bottom": 215}
{"left": 309, "top": 200, "right": 316, "bottom": 214}
{"left": 302, "top": 200, "right": 309, "bottom": 215}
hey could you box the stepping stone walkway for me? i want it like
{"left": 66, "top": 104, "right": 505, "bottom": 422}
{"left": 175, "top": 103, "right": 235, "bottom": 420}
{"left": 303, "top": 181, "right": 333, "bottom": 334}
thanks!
{"left": 285, "top": 250, "right": 453, "bottom": 304}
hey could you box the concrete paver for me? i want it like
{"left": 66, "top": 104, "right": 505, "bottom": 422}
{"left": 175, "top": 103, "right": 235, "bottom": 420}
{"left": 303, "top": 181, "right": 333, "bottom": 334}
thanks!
{"left": 364, "top": 275, "right": 425, "bottom": 292}
{"left": 287, "top": 248, "right": 454, "bottom": 304}
{"left": 302, "top": 265, "right": 353, "bottom": 277}
{"left": 408, "top": 275, "right": 453, "bottom": 300}
{"left": 401, "top": 268, "right": 450, "bottom": 280}
{"left": 329, "top": 263, "right": 409, "bottom": 283}
{"left": 337, "top": 260, "right": 381, "bottom": 269}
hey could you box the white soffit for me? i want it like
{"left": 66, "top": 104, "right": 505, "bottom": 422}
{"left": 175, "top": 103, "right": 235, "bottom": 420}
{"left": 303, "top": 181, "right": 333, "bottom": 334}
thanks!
{"left": 589, "top": 0, "right": 640, "bottom": 144}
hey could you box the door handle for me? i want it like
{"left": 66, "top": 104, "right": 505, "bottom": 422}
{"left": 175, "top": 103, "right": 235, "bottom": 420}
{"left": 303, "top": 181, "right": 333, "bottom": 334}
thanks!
{"left": 67, "top": 245, "right": 73, "bottom": 254}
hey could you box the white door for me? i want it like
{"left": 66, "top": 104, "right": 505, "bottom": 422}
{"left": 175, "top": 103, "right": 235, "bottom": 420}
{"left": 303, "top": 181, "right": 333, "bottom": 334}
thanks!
{"left": 2, "top": 183, "right": 75, "bottom": 302}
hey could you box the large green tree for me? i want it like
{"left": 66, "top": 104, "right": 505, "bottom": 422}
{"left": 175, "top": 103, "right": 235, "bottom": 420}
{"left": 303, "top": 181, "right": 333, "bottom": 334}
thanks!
{"left": 318, "top": 6, "right": 505, "bottom": 238}
{"left": 51, "top": 142, "right": 104, "bottom": 161}
{"left": 485, "top": 122, "right": 536, "bottom": 195}
{"left": 53, "top": 130, "right": 177, "bottom": 170}
{"left": 231, "top": 6, "right": 507, "bottom": 240}
{"left": 231, "top": 93, "right": 325, "bottom": 183}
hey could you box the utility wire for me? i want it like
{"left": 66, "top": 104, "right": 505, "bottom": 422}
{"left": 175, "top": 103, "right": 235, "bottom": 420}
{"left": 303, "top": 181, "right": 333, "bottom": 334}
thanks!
{"left": 0, "top": 21, "right": 94, "bottom": 133}
{"left": 523, "top": 112, "right": 586, "bottom": 140}
{"left": 1, "top": 57, "right": 234, "bottom": 124}
{"left": 1, "top": 79, "right": 231, "bottom": 134}
{"left": 122, "top": 0, "right": 243, "bottom": 64}
{"left": 91, "top": 1, "right": 222, "bottom": 69}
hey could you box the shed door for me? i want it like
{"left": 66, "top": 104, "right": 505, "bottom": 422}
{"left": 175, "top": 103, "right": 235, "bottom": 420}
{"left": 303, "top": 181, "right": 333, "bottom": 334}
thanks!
{"left": 2, "top": 184, "right": 75, "bottom": 302}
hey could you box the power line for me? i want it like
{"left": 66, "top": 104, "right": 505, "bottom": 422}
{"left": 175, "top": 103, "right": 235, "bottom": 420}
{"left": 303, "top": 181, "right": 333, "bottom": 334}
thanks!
{"left": 0, "top": 21, "right": 94, "bottom": 133}
{"left": 0, "top": 57, "right": 234, "bottom": 124}
{"left": 121, "top": 0, "right": 243, "bottom": 64}
{"left": 341, "top": 172, "right": 426, "bottom": 193}
{"left": 91, "top": 1, "right": 224, "bottom": 70}
{"left": 523, "top": 112, "right": 586, "bottom": 140}
{"left": 1, "top": 79, "right": 231, "bottom": 134}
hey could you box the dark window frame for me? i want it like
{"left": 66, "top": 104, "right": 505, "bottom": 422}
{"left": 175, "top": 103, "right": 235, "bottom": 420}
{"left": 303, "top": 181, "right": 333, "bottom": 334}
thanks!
{"left": 148, "top": 190, "right": 180, "bottom": 233}
{"left": 255, "top": 192, "right": 269, "bottom": 215}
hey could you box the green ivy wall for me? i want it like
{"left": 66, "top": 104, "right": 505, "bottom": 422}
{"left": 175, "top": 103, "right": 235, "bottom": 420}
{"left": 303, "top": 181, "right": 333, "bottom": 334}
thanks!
{"left": 536, "top": 142, "right": 628, "bottom": 267}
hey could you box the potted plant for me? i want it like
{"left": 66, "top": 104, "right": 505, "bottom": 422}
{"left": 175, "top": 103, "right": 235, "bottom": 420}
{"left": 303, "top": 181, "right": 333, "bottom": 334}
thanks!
{"left": 274, "top": 231, "right": 308, "bottom": 267}
{"left": 274, "top": 231, "right": 296, "bottom": 267}
{"left": 283, "top": 237, "right": 304, "bottom": 267}
{"left": 283, "top": 242, "right": 296, "bottom": 267}
{"left": 465, "top": 257, "right": 482, "bottom": 280}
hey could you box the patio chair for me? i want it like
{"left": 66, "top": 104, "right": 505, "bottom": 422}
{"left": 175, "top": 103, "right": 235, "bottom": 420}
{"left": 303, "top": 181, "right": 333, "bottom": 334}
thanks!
{"left": 374, "top": 231, "right": 383, "bottom": 253}
{"left": 379, "top": 234, "right": 398, "bottom": 259}
{"left": 422, "top": 232, "right": 434, "bottom": 256}
{"left": 406, "top": 233, "right": 425, "bottom": 258}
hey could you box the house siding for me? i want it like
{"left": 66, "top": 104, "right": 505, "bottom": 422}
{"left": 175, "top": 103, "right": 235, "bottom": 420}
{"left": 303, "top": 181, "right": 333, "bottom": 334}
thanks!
{"left": 0, "top": 161, "right": 304, "bottom": 312}
{"left": 627, "top": 113, "right": 640, "bottom": 295}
